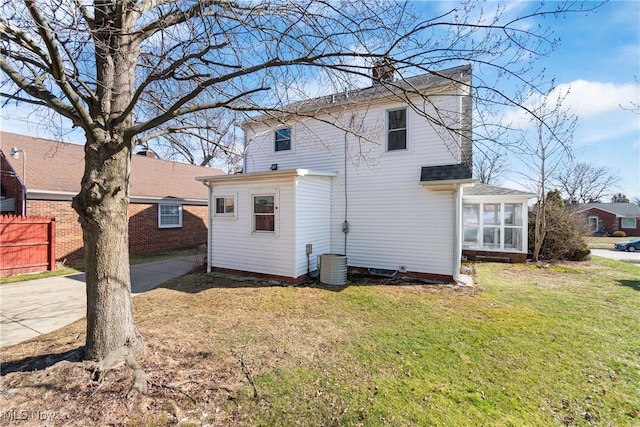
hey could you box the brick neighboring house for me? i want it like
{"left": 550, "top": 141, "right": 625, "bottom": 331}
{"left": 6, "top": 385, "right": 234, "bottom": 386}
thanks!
{"left": 577, "top": 202, "right": 640, "bottom": 236}
{"left": 1, "top": 131, "right": 225, "bottom": 261}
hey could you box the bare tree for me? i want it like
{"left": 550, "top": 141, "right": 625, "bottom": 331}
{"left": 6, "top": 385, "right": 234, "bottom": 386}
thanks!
{"left": 516, "top": 89, "right": 577, "bottom": 262}
{"left": 554, "top": 162, "right": 621, "bottom": 204}
{"left": 1, "top": 0, "right": 598, "bottom": 391}
{"left": 473, "top": 148, "right": 507, "bottom": 185}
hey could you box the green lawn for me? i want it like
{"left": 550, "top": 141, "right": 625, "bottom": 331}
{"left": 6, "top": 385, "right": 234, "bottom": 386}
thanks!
{"left": 226, "top": 258, "right": 639, "bottom": 426}
{"left": 1, "top": 256, "right": 638, "bottom": 426}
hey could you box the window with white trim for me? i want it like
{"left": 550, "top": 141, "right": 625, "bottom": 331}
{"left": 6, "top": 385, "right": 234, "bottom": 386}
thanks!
{"left": 158, "top": 204, "right": 182, "bottom": 228}
{"left": 621, "top": 217, "right": 637, "bottom": 229}
{"left": 387, "top": 108, "right": 407, "bottom": 151}
{"left": 588, "top": 216, "right": 599, "bottom": 232}
{"left": 463, "top": 204, "right": 480, "bottom": 248}
{"left": 463, "top": 202, "right": 526, "bottom": 252}
{"left": 253, "top": 194, "right": 275, "bottom": 232}
{"left": 215, "top": 196, "right": 235, "bottom": 216}
{"left": 275, "top": 128, "right": 291, "bottom": 152}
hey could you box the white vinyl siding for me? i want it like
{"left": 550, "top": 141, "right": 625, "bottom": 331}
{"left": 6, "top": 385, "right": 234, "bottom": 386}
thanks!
{"left": 209, "top": 180, "right": 294, "bottom": 278}
{"left": 239, "top": 93, "right": 463, "bottom": 277}
{"left": 294, "top": 176, "right": 332, "bottom": 278}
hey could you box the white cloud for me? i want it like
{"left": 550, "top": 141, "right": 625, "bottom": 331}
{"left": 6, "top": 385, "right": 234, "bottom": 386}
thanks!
{"left": 501, "top": 79, "right": 640, "bottom": 130}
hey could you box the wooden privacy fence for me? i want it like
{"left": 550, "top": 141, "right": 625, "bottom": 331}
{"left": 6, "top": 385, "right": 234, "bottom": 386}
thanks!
{"left": 0, "top": 215, "right": 56, "bottom": 277}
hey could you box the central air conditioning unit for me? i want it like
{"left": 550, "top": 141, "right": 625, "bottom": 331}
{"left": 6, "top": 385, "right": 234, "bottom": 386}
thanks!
{"left": 318, "top": 254, "right": 347, "bottom": 286}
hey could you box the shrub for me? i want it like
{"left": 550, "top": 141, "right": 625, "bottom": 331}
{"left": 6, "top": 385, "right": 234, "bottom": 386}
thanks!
{"left": 612, "top": 230, "right": 627, "bottom": 237}
{"left": 528, "top": 190, "right": 591, "bottom": 261}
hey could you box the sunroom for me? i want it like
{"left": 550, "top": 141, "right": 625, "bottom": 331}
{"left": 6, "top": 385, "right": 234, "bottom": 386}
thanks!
{"left": 461, "top": 183, "right": 535, "bottom": 263}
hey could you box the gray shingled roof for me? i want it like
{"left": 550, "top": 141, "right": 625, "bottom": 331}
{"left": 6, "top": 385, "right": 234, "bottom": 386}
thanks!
{"left": 244, "top": 64, "right": 472, "bottom": 124}
{"left": 420, "top": 163, "right": 472, "bottom": 182}
{"left": 463, "top": 183, "right": 535, "bottom": 197}
{"left": 578, "top": 202, "right": 640, "bottom": 217}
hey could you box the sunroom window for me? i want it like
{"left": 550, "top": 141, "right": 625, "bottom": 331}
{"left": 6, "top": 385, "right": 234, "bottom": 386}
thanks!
{"left": 463, "top": 202, "right": 525, "bottom": 252}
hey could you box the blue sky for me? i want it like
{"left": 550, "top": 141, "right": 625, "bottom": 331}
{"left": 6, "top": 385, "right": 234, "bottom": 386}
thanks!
{"left": 483, "top": 0, "right": 640, "bottom": 200}
{"left": 1, "top": 1, "right": 639, "bottom": 200}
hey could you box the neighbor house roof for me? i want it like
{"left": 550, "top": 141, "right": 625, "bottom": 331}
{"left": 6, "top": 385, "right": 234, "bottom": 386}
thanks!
{"left": 577, "top": 202, "right": 640, "bottom": 218}
{"left": 243, "top": 64, "right": 472, "bottom": 125}
{"left": 0, "top": 131, "right": 225, "bottom": 202}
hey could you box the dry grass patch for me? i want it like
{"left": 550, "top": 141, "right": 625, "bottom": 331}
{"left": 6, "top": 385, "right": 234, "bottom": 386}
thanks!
{"left": 1, "top": 262, "right": 638, "bottom": 426}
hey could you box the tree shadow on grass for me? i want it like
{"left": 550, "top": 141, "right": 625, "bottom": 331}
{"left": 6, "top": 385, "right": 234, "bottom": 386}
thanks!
{"left": 0, "top": 347, "right": 84, "bottom": 376}
{"left": 617, "top": 279, "right": 640, "bottom": 292}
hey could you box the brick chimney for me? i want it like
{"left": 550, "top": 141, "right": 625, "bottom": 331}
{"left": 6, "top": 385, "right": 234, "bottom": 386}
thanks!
{"left": 136, "top": 149, "right": 158, "bottom": 158}
{"left": 372, "top": 58, "right": 395, "bottom": 84}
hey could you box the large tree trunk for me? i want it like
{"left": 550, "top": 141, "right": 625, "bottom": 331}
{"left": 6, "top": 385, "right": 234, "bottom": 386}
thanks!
{"left": 72, "top": 134, "right": 141, "bottom": 361}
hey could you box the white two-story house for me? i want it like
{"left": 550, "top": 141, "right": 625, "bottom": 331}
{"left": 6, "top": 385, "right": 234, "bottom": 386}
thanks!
{"left": 198, "top": 64, "right": 532, "bottom": 284}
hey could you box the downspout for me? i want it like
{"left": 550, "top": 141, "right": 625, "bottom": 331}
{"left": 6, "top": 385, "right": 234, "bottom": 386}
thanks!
{"left": 453, "top": 183, "right": 462, "bottom": 283}
{"left": 242, "top": 127, "right": 248, "bottom": 173}
{"left": 206, "top": 181, "right": 213, "bottom": 273}
{"left": 343, "top": 129, "right": 348, "bottom": 254}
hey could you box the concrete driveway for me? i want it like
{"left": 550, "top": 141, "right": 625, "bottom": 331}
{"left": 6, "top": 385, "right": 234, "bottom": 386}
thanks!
{"left": 590, "top": 248, "right": 640, "bottom": 263}
{"left": 0, "top": 255, "right": 202, "bottom": 348}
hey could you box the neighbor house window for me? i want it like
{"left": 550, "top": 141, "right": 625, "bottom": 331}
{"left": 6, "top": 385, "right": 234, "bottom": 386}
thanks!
{"left": 253, "top": 195, "right": 275, "bottom": 232}
{"left": 462, "top": 202, "right": 525, "bottom": 252}
{"left": 621, "top": 217, "right": 637, "bottom": 229}
{"left": 387, "top": 108, "right": 406, "bottom": 151}
{"left": 158, "top": 204, "right": 182, "bottom": 228}
{"left": 215, "top": 196, "right": 235, "bottom": 216}
{"left": 275, "top": 128, "right": 291, "bottom": 152}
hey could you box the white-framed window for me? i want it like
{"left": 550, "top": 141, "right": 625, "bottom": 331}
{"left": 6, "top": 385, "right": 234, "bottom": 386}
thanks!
{"left": 158, "top": 203, "right": 182, "bottom": 228}
{"left": 253, "top": 194, "right": 275, "bottom": 233}
{"left": 387, "top": 108, "right": 407, "bottom": 151}
{"left": 482, "top": 203, "right": 501, "bottom": 249}
{"left": 275, "top": 128, "right": 291, "bottom": 152}
{"left": 621, "top": 217, "right": 637, "bottom": 229}
{"left": 588, "top": 216, "right": 599, "bottom": 232}
{"left": 214, "top": 196, "right": 235, "bottom": 216}
{"left": 503, "top": 203, "right": 523, "bottom": 250}
{"left": 463, "top": 202, "right": 526, "bottom": 252}
{"left": 463, "top": 204, "right": 480, "bottom": 248}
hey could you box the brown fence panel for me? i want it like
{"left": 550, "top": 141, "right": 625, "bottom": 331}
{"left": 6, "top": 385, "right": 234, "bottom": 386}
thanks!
{"left": 0, "top": 215, "right": 56, "bottom": 276}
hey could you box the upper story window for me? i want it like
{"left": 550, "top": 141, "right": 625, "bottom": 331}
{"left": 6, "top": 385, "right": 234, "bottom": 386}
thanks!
{"left": 387, "top": 108, "right": 406, "bottom": 151}
{"left": 215, "top": 196, "right": 235, "bottom": 216}
{"left": 275, "top": 128, "right": 291, "bottom": 152}
{"left": 158, "top": 203, "right": 182, "bottom": 228}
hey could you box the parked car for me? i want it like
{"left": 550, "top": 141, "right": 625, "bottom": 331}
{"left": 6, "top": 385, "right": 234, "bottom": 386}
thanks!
{"left": 614, "top": 238, "right": 640, "bottom": 252}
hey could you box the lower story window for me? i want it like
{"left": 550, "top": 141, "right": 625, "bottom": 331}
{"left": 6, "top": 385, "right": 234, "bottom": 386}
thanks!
{"left": 463, "top": 202, "right": 525, "bottom": 252}
{"left": 159, "top": 204, "right": 182, "bottom": 228}
{"left": 253, "top": 195, "right": 275, "bottom": 232}
{"left": 621, "top": 217, "right": 637, "bottom": 229}
{"left": 215, "top": 196, "right": 235, "bottom": 215}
